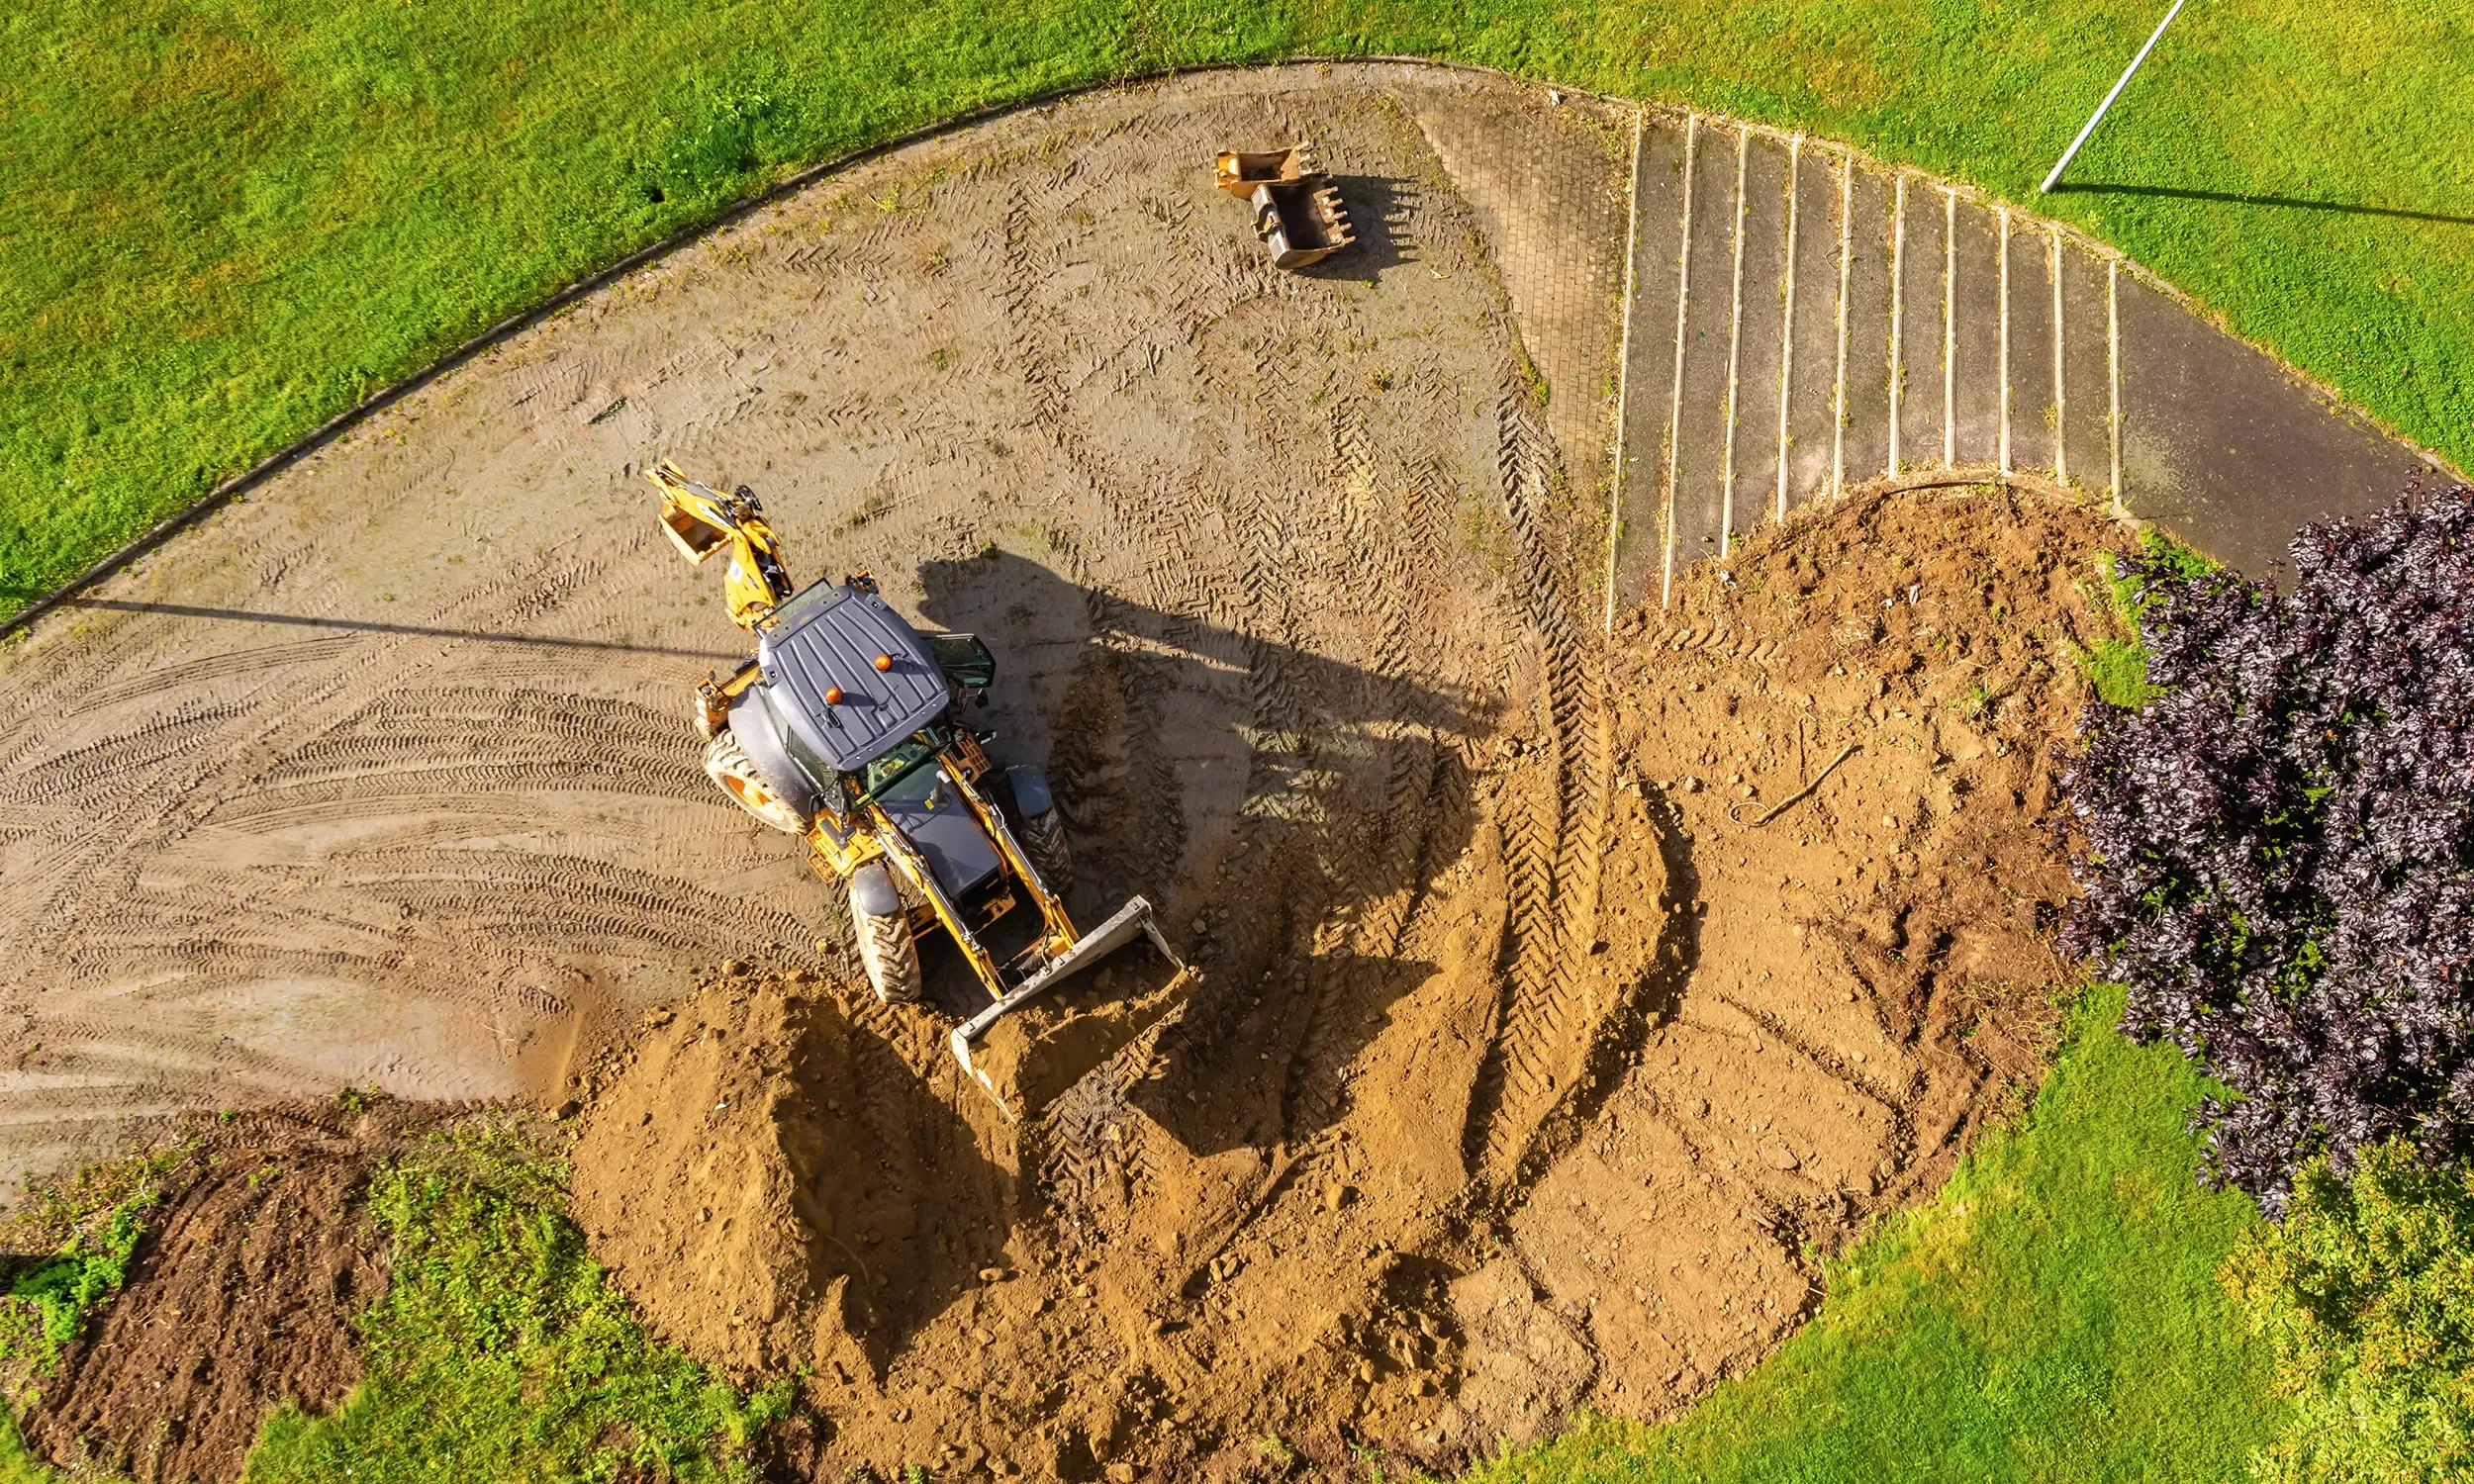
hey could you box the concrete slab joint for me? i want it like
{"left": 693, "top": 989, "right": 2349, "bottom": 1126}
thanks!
{"left": 1591, "top": 88, "right": 2456, "bottom": 607}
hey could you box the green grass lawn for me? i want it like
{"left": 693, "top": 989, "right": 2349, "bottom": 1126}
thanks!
{"left": 241, "top": 1118, "right": 785, "bottom": 1484}
{"left": 3, "top": 1, "right": 2470, "bottom": 618}
{"left": 1465, "top": 982, "right": 2278, "bottom": 1484}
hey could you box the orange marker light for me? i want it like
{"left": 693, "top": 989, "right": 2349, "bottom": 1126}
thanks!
{"left": 874, "top": 653, "right": 894, "bottom": 672}
{"left": 824, "top": 686, "right": 845, "bottom": 704}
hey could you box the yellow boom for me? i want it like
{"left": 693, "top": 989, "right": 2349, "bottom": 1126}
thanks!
{"left": 648, "top": 459, "right": 794, "bottom": 629}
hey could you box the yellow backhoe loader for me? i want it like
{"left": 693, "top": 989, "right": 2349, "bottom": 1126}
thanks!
{"left": 650, "top": 460, "right": 1186, "bottom": 1115}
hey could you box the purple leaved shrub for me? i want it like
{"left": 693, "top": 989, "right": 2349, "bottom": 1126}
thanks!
{"left": 2064, "top": 481, "right": 2474, "bottom": 1214}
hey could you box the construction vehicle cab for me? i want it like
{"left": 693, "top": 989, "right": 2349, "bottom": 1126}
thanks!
{"left": 648, "top": 461, "right": 1181, "bottom": 1110}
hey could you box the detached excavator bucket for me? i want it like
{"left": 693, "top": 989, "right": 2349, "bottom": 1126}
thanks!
{"left": 1214, "top": 145, "right": 1310, "bottom": 197}
{"left": 950, "top": 896, "right": 1194, "bottom": 1121}
{"left": 1250, "top": 179, "right": 1356, "bottom": 270}
{"left": 1213, "top": 146, "right": 1354, "bottom": 271}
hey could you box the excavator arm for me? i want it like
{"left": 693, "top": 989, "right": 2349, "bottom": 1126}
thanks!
{"left": 649, "top": 459, "right": 795, "bottom": 629}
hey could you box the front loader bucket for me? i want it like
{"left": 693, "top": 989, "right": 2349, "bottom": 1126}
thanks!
{"left": 950, "top": 896, "right": 1191, "bottom": 1120}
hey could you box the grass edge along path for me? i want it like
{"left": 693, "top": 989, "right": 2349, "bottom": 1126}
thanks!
{"left": 1465, "top": 982, "right": 2279, "bottom": 1484}
{"left": 6, "top": 1, "right": 2473, "bottom": 625}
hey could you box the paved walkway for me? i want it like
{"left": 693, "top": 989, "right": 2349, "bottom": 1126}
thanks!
{"left": 1603, "top": 110, "right": 2453, "bottom": 605}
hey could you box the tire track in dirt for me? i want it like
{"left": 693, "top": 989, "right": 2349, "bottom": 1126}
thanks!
{"left": 1463, "top": 368, "right": 1618, "bottom": 1189}
{"left": 1280, "top": 403, "right": 1442, "bottom": 1136}
{"left": 0, "top": 531, "right": 792, "bottom": 1187}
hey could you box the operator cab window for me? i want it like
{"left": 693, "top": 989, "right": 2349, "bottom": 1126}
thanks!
{"left": 925, "top": 633, "right": 997, "bottom": 691}
{"left": 859, "top": 731, "right": 943, "bottom": 799}
{"left": 762, "top": 579, "right": 842, "bottom": 635}
{"left": 745, "top": 684, "right": 850, "bottom": 825}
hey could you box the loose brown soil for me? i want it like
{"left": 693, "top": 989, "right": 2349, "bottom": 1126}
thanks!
{"left": 568, "top": 480, "right": 2127, "bottom": 1480}
{"left": 10, "top": 1101, "right": 460, "bottom": 1484}
{"left": 0, "top": 53, "right": 2141, "bottom": 1483}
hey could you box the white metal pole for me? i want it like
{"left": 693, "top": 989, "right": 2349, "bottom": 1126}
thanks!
{"left": 2041, "top": 0, "right": 2189, "bottom": 194}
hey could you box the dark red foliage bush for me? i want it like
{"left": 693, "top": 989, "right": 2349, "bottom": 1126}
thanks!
{"left": 2064, "top": 480, "right": 2474, "bottom": 1214}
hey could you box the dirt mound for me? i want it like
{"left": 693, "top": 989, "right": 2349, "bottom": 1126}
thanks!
{"left": 1502, "top": 475, "right": 2112, "bottom": 1415}
{"left": 17, "top": 1100, "right": 460, "bottom": 1483}
{"left": 566, "top": 481, "right": 2126, "bottom": 1479}
{"left": 1614, "top": 475, "right": 2111, "bottom": 1209}
{"left": 568, "top": 966, "right": 1020, "bottom": 1385}
{"left": 965, "top": 966, "right": 1199, "bottom": 1122}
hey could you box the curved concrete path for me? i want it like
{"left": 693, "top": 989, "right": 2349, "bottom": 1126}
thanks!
{"left": 0, "top": 60, "right": 2447, "bottom": 1192}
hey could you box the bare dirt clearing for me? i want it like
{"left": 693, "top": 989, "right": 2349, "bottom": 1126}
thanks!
{"left": 567, "top": 483, "right": 2121, "bottom": 1477}
{"left": 0, "top": 63, "right": 1633, "bottom": 1191}
{"left": 0, "top": 59, "right": 2123, "bottom": 1479}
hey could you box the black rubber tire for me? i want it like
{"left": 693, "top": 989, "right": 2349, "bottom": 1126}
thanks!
{"left": 1017, "top": 807, "right": 1075, "bottom": 896}
{"left": 703, "top": 729, "right": 811, "bottom": 833}
{"left": 850, "top": 889, "right": 922, "bottom": 1006}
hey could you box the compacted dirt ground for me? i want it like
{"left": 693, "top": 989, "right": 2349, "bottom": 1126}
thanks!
{"left": 0, "top": 58, "right": 2133, "bottom": 1483}
{"left": 0, "top": 61, "right": 1630, "bottom": 1195}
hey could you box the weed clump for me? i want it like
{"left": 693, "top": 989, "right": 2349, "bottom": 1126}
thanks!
{"left": 2075, "top": 529, "right": 2217, "bottom": 707}
{"left": 0, "top": 1146, "right": 184, "bottom": 1401}
{"left": 2226, "top": 1142, "right": 2474, "bottom": 1482}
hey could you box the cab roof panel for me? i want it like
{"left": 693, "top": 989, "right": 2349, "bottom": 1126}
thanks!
{"left": 757, "top": 583, "right": 946, "bottom": 772}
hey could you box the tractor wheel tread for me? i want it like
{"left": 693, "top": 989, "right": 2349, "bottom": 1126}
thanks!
{"left": 704, "top": 729, "right": 811, "bottom": 833}
{"left": 1018, "top": 808, "right": 1075, "bottom": 896}
{"left": 852, "top": 898, "right": 922, "bottom": 1005}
